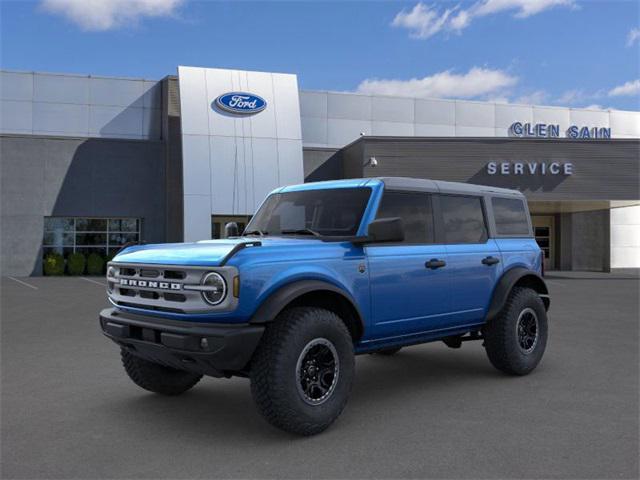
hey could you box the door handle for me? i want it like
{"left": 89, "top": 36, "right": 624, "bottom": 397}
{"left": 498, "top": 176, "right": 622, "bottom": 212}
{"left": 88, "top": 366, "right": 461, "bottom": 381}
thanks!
{"left": 482, "top": 256, "right": 500, "bottom": 266}
{"left": 425, "top": 259, "right": 446, "bottom": 269}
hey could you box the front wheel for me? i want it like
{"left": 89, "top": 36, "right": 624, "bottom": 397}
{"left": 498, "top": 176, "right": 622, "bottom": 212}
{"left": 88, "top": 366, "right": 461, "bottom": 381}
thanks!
{"left": 121, "top": 349, "right": 202, "bottom": 395}
{"left": 483, "top": 287, "right": 548, "bottom": 375}
{"left": 250, "top": 307, "right": 355, "bottom": 436}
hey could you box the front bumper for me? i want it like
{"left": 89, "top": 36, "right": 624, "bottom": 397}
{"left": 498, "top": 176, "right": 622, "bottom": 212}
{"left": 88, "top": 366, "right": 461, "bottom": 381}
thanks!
{"left": 99, "top": 308, "right": 264, "bottom": 377}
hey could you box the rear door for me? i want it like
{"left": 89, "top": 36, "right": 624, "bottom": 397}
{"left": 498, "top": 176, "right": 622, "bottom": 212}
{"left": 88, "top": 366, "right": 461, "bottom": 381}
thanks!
{"left": 437, "top": 194, "right": 502, "bottom": 326}
{"left": 366, "top": 191, "right": 452, "bottom": 339}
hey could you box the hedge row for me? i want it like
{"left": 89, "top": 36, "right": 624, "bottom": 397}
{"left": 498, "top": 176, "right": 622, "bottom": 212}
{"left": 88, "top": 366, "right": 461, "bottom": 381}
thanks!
{"left": 43, "top": 252, "right": 115, "bottom": 276}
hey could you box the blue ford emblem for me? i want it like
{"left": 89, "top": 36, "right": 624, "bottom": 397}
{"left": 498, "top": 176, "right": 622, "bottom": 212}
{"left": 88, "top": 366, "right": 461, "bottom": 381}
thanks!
{"left": 214, "top": 92, "right": 267, "bottom": 115}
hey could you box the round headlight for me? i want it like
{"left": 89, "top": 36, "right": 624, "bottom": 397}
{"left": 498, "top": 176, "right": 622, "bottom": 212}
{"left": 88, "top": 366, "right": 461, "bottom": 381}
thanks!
{"left": 106, "top": 266, "right": 116, "bottom": 293}
{"left": 201, "top": 272, "right": 227, "bottom": 305}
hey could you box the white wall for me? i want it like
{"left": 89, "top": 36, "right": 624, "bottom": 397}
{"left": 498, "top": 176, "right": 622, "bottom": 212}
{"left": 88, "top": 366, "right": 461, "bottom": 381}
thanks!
{"left": 610, "top": 205, "right": 640, "bottom": 268}
{"left": 0, "top": 70, "right": 161, "bottom": 140}
{"left": 299, "top": 90, "right": 640, "bottom": 148}
{"left": 178, "top": 66, "right": 304, "bottom": 242}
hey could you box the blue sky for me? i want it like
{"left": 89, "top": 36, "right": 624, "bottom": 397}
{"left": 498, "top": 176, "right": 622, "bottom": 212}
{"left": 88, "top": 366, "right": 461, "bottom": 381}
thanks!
{"left": 1, "top": 0, "right": 639, "bottom": 110}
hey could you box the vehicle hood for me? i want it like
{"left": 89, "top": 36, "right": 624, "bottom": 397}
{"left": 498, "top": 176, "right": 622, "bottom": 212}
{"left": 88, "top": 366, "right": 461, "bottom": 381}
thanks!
{"left": 112, "top": 237, "right": 327, "bottom": 267}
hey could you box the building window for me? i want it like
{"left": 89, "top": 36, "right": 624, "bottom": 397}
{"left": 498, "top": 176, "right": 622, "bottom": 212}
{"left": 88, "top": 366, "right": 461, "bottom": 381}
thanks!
{"left": 211, "top": 215, "right": 251, "bottom": 239}
{"left": 43, "top": 217, "right": 140, "bottom": 259}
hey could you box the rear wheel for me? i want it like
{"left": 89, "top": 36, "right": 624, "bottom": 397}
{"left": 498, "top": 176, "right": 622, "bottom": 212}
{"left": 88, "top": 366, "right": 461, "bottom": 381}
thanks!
{"left": 121, "top": 349, "right": 202, "bottom": 395}
{"left": 483, "top": 287, "right": 548, "bottom": 375}
{"left": 250, "top": 307, "right": 355, "bottom": 436}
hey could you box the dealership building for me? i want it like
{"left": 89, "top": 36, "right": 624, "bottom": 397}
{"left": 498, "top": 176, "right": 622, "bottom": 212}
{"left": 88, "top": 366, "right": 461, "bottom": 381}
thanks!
{"left": 1, "top": 66, "right": 639, "bottom": 276}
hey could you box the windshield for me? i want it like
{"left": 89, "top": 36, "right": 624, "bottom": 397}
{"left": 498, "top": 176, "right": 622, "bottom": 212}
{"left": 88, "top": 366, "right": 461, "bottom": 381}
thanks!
{"left": 245, "top": 187, "right": 372, "bottom": 238}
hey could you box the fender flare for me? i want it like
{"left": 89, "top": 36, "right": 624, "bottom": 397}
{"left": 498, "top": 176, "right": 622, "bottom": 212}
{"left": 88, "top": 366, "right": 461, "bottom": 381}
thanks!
{"left": 486, "top": 267, "right": 550, "bottom": 321}
{"left": 249, "top": 279, "right": 365, "bottom": 332}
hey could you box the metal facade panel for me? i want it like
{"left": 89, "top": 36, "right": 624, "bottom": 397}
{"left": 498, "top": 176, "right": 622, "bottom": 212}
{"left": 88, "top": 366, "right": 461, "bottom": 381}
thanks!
{"left": 182, "top": 135, "right": 211, "bottom": 195}
{"left": 610, "top": 110, "right": 640, "bottom": 137}
{"left": 178, "top": 66, "right": 209, "bottom": 136}
{"left": 414, "top": 123, "right": 455, "bottom": 136}
{"left": 0, "top": 100, "right": 32, "bottom": 133}
{"left": 455, "top": 101, "right": 495, "bottom": 127}
{"left": 301, "top": 116, "right": 328, "bottom": 145}
{"left": 33, "top": 73, "right": 89, "bottom": 104}
{"left": 414, "top": 98, "right": 455, "bottom": 125}
{"left": 299, "top": 91, "right": 327, "bottom": 118}
{"left": 371, "top": 121, "right": 414, "bottom": 136}
{"left": 372, "top": 96, "right": 414, "bottom": 123}
{"left": 90, "top": 77, "right": 145, "bottom": 107}
{"left": 532, "top": 106, "right": 571, "bottom": 132}
{"left": 327, "top": 118, "right": 371, "bottom": 146}
{"left": 273, "top": 73, "right": 303, "bottom": 140}
{"left": 327, "top": 92, "right": 371, "bottom": 120}
{"left": 570, "top": 109, "right": 610, "bottom": 128}
{"left": 495, "top": 104, "right": 534, "bottom": 128}
{"left": 89, "top": 105, "right": 143, "bottom": 137}
{"left": 1, "top": 71, "right": 33, "bottom": 101}
{"left": 178, "top": 66, "right": 304, "bottom": 232}
{"left": 33, "top": 102, "right": 89, "bottom": 136}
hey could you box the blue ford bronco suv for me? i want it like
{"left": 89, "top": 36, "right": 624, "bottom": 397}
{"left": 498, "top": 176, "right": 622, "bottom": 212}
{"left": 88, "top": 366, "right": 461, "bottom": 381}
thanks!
{"left": 100, "top": 177, "right": 549, "bottom": 435}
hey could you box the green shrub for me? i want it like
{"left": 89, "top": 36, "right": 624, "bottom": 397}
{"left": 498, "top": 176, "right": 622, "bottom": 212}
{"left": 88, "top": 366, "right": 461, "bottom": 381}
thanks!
{"left": 87, "top": 253, "right": 105, "bottom": 276}
{"left": 43, "top": 253, "right": 65, "bottom": 276}
{"left": 67, "top": 252, "right": 86, "bottom": 276}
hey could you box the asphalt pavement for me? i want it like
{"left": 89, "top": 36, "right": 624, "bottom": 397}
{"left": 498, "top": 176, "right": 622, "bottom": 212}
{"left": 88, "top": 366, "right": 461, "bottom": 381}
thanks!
{"left": 1, "top": 271, "right": 638, "bottom": 479}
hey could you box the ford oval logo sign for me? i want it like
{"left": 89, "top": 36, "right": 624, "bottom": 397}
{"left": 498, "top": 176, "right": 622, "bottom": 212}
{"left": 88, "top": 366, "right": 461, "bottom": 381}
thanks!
{"left": 214, "top": 92, "right": 267, "bottom": 115}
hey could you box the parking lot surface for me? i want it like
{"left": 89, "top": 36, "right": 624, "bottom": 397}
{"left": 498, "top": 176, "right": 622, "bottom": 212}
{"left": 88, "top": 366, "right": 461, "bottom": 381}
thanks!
{"left": 1, "top": 272, "right": 638, "bottom": 479}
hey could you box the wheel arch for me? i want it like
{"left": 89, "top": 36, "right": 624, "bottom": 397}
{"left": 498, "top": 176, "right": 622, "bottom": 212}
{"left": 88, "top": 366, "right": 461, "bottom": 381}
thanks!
{"left": 250, "top": 280, "right": 365, "bottom": 342}
{"left": 486, "top": 267, "right": 550, "bottom": 321}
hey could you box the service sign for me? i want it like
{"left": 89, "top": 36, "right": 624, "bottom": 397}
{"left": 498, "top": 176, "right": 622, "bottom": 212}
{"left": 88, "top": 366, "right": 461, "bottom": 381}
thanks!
{"left": 214, "top": 92, "right": 267, "bottom": 115}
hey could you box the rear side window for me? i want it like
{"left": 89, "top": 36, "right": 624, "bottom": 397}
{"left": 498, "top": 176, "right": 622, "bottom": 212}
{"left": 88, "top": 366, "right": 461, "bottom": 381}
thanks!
{"left": 492, "top": 197, "right": 531, "bottom": 236}
{"left": 376, "top": 191, "right": 434, "bottom": 244}
{"left": 440, "top": 195, "right": 487, "bottom": 244}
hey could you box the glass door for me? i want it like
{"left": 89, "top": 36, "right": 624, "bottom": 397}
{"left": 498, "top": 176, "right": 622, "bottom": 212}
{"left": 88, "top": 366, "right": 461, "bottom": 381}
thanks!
{"left": 531, "top": 216, "right": 555, "bottom": 271}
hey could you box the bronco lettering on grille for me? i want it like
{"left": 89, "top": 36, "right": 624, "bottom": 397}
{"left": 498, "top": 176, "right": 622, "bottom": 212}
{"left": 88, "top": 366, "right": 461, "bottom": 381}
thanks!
{"left": 119, "top": 279, "right": 181, "bottom": 290}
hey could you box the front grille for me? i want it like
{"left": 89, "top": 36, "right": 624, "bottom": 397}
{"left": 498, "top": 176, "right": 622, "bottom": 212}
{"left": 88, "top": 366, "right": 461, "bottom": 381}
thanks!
{"left": 107, "top": 262, "right": 238, "bottom": 314}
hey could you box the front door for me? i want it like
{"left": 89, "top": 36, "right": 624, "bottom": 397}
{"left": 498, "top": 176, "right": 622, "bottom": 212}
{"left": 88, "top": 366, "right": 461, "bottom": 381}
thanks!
{"left": 366, "top": 191, "right": 452, "bottom": 339}
{"left": 531, "top": 216, "right": 555, "bottom": 270}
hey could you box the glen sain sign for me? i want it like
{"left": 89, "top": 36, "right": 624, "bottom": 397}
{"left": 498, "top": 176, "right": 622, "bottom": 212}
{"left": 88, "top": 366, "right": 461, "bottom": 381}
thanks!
{"left": 510, "top": 122, "right": 611, "bottom": 139}
{"left": 214, "top": 92, "right": 267, "bottom": 115}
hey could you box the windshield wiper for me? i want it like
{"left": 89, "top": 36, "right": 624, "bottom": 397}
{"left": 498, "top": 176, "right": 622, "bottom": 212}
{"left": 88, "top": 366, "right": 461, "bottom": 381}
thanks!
{"left": 280, "top": 228, "right": 322, "bottom": 238}
{"left": 244, "top": 229, "right": 267, "bottom": 236}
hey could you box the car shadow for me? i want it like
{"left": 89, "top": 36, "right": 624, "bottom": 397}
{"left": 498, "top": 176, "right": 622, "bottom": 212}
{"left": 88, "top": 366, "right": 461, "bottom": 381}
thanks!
{"left": 101, "top": 346, "right": 510, "bottom": 441}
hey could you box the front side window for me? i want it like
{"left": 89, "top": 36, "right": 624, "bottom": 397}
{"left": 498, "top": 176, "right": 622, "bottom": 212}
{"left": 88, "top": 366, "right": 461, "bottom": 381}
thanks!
{"left": 245, "top": 188, "right": 371, "bottom": 237}
{"left": 43, "top": 217, "right": 140, "bottom": 259}
{"left": 375, "top": 191, "right": 434, "bottom": 244}
{"left": 492, "top": 197, "right": 530, "bottom": 236}
{"left": 440, "top": 195, "right": 487, "bottom": 244}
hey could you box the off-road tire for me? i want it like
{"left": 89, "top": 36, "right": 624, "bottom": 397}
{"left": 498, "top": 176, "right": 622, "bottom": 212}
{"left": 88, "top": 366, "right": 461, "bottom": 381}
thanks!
{"left": 483, "top": 287, "right": 548, "bottom": 375}
{"left": 121, "top": 349, "right": 202, "bottom": 395}
{"left": 250, "top": 307, "right": 355, "bottom": 436}
{"left": 374, "top": 346, "right": 402, "bottom": 356}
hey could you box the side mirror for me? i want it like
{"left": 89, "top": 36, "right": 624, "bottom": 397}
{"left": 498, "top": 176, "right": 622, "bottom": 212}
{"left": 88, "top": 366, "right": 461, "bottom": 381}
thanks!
{"left": 358, "top": 217, "right": 404, "bottom": 244}
{"left": 224, "top": 222, "right": 239, "bottom": 238}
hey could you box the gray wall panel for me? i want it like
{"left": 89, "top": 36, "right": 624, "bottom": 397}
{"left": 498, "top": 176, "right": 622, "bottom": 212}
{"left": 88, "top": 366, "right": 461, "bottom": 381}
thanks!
{"left": 339, "top": 137, "right": 640, "bottom": 202}
{"left": 0, "top": 135, "right": 166, "bottom": 276}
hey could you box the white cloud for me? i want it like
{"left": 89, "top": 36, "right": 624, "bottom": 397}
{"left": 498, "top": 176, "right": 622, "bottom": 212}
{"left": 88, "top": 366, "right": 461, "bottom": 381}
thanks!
{"left": 356, "top": 67, "right": 518, "bottom": 99}
{"left": 391, "top": 3, "right": 457, "bottom": 39}
{"left": 608, "top": 79, "right": 640, "bottom": 97}
{"left": 392, "top": 0, "right": 576, "bottom": 39}
{"left": 515, "top": 90, "right": 548, "bottom": 105}
{"left": 583, "top": 104, "right": 605, "bottom": 110}
{"left": 40, "top": 0, "right": 184, "bottom": 31}
{"left": 627, "top": 28, "right": 640, "bottom": 47}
